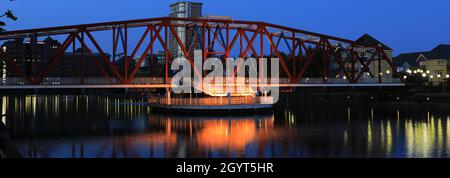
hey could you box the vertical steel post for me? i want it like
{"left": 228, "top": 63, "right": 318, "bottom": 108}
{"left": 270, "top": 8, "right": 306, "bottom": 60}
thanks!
{"left": 202, "top": 22, "right": 207, "bottom": 77}
{"left": 149, "top": 27, "right": 154, "bottom": 74}
{"left": 80, "top": 32, "right": 85, "bottom": 84}
{"left": 239, "top": 30, "right": 243, "bottom": 57}
{"left": 260, "top": 30, "right": 264, "bottom": 81}
{"left": 113, "top": 26, "right": 117, "bottom": 64}
{"left": 165, "top": 23, "right": 169, "bottom": 84}
{"left": 292, "top": 32, "right": 296, "bottom": 79}
{"left": 72, "top": 34, "right": 76, "bottom": 77}
{"left": 124, "top": 24, "right": 128, "bottom": 82}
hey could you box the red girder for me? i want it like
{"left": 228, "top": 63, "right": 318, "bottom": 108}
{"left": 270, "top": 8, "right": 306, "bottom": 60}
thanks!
{"left": 295, "top": 40, "right": 322, "bottom": 83}
{"left": 263, "top": 27, "right": 294, "bottom": 81}
{"left": 126, "top": 25, "right": 160, "bottom": 84}
{"left": 85, "top": 30, "right": 124, "bottom": 83}
{"left": 168, "top": 25, "right": 202, "bottom": 79}
{"left": 0, "top": 17, "right": 403, "bottom": 85}
{"left": 34, "top": 33, "right": 74, "bottom": 84}
{"left": 74, "top": 33, "right": 109, "bottom": 78}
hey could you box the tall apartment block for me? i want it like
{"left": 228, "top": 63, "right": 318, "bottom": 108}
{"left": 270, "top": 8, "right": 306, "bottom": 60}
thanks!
{"left": 169, "top": 2, "right": 203, "bottom": 59}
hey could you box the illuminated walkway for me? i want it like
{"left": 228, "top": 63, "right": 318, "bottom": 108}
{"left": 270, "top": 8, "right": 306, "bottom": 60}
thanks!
{"left": 148, "top": 96, "right": 275, "bottom": 111}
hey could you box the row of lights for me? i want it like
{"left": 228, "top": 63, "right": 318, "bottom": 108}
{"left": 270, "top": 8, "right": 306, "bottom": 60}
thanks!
{"left": 406, "top": 69, "right": 429, "bottom": 74}
{"left": 404, "top": 69, "right": 450, "bottom": 79}
{"left": 337, "top": 70, "right": 393, "bottom": 79}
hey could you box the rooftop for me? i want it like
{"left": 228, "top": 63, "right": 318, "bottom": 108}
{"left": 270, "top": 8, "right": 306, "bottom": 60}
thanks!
{"left": 170, "top": 1, "right": 203, "bottom": 7}
{"left": 356, "top": 34, "right": 392, "bottom": 50}
{"left": 394, "top": 44, "right": 450, "bottom": 66}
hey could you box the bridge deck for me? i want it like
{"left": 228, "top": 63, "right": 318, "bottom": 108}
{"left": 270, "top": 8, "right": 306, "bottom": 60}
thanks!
{"left": 0, "top": 83, "right": 405, "bottom": 89}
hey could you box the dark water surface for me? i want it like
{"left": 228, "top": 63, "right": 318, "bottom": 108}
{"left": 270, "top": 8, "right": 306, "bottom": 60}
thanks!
{"left": 1, "top": 95, "right": 449, "bottom": 158}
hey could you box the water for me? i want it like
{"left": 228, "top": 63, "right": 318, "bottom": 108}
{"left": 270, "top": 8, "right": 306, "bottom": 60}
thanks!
{"left": 1, "top": 95, "right": 450, "bottom": 158}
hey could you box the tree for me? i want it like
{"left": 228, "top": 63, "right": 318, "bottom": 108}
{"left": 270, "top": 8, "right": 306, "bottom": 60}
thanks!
{"left": 0, "top": 0, "right": 18, "bottom": 33}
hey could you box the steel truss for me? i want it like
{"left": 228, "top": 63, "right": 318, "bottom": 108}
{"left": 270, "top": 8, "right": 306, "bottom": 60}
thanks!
{"left": 0, "top": 17, "right": 404, "bottom": 85}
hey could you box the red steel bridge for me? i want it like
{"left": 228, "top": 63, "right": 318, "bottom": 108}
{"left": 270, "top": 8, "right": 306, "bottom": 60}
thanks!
{"left": 0, "top": 17, "right": 404, "bottom": 89}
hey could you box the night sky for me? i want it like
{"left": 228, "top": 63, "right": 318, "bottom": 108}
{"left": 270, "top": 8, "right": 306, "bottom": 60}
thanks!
{"left": 1, "top": 0, "right": 450, "bottom": 56}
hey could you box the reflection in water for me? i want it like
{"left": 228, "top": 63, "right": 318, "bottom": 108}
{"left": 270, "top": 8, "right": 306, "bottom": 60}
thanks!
{"left": 1, "top": 96, "right": 7, "bottom": 125}
{"left": 1, "top": 95, "right": 450, "bottom": 158}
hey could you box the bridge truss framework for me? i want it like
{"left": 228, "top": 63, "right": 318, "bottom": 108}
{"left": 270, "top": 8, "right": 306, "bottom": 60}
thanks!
{"left": 0, "top": 17, "right": 404, "bottom": 86}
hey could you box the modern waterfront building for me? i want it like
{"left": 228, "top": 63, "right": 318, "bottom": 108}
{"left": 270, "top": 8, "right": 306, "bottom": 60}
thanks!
{"left": 169, "top": 1, "right": 203, "bottom": 59}
{"left": 1, "top": 37, "right": 60, "bottom": 77}
{"left": 1, "top": 37, "right": 111, "bottom": 80}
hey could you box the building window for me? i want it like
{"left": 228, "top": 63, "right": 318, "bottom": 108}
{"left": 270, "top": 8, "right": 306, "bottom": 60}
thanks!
{"left": 437, "top": 60, "right": 446, "bottom": 66}
{"left": 435, "top": 70, "right": 443, "bottom": 75}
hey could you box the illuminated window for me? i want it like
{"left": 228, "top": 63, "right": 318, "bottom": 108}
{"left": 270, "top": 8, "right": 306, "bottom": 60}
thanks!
{"left": 435, "top": 70, "right": 443, "bottom": 75}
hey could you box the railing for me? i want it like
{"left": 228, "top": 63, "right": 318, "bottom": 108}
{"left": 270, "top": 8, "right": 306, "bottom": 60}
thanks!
{"left": 0, "top": 77, "right": 164, "bottom": 85}
{"left": 0, "top": 77, "right": 402, "bottom": 86}
{"left": 149, "top": 96, "right": 275, "bottom": 106}
{"left": 296, "top": 77, "right": 402, "bottom": 84}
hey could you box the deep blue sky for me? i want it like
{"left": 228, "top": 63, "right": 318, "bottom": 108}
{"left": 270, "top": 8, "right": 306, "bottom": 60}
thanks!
{"left": 1, "top": 0, "right": 450, "bottom": 56}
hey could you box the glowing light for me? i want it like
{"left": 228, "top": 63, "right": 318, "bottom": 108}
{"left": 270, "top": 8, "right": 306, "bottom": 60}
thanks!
{"left": 446, "top": 74, "right": 450, "bottom": 78}
{"left": 197, "top": 120, "right": 258, "bottom": 150}
{"left": 426, "top": 70, "right": 430, "bottom": 74}
{"left": 422, "top": 73, "right": 427, "bottom": 78}
{"left": 407, "top": 69, "right": 412, "bottom": 74}
{"left": 386, "top": 70, "right": 390, "bottom": 74}
{"left": 403, "top": 75, "right": 408, "bottom": 79}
